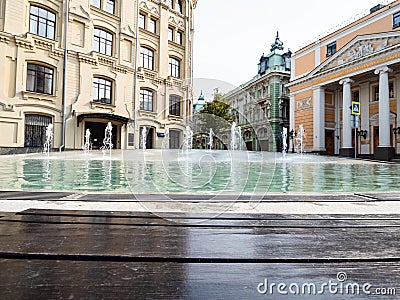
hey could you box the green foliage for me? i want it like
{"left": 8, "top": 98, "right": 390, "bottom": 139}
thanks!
{"left": 199, "top": 92, "right": 233, "bottom": 123}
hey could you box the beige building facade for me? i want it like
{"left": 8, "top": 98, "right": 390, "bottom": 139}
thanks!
{"left": 0, "top": 0, "right": 197, "bottom": 153}
{"left": 288, "top": 0, "right": 400, "bottom": 160}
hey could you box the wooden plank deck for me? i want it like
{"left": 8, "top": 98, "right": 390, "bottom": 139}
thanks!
{"left": 0, "top": 208, "right": 399, "bottom": 299}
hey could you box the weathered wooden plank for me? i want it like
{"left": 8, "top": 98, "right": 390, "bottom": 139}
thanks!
{"left": 0, "top": 260, "right": 398, "bottom": 299}
{"left": 0, "top": 219, "right": 399, "bottom": 260}
{"left": 3, "top": 213, "right": 400, "bottom": 228}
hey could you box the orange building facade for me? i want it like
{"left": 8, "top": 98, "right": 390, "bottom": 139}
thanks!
{"left": 287, "top": 1, "right": 400, "bottom": 160}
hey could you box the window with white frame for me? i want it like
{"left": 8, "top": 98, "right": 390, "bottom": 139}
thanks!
{"left": 139, "top": 13, "right": 145, "bottom": 29}
{"left": 176, "top": 31, "right": 183, "bottom": 45}
{"left": 168, "top": 27, "right": 173, "bottom": 41}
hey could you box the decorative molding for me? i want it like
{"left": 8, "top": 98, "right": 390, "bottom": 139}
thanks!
{"left": 70, "top": 5, "right": 90, "bottom": 20}
{"left": 78, "top": 53, "right": 97, "bottom": 65}
{"left": 22, "top": 91, "right": 57, "bottom": 104}
{"left": 296, "top": 97, "right": 311, "bottom": 109}
{"left": 90, "top": 101, "right": 116, "bottom": 112}
{"left": 140, "top": 1, "right": 160, "bottom": 16}
{"left": 0, "top": 102, "right": 15, "bottom": 112}
{"left": 14, "top": 36, "right": 33, "bottom": 50}
{"left": 121, "top": 25, "right": 136, "bottom": 38}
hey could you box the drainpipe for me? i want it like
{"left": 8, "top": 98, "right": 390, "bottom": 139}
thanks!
{"left": 60, "top": 0, "right": 69, "bottom": 151}
{"left": 132, "top": 0, "right": 140, "bottom": 148}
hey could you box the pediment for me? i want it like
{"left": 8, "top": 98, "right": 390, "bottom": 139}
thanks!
{"left": 70, "top": 5, "right": 90, "bottom": 20}
{"left": 311, "top": 32, "right": 400, "bottom": 76}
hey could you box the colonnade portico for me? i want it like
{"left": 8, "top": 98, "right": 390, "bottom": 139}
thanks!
{"left": 339, "top": 78, "right": 354, "bottom": 157}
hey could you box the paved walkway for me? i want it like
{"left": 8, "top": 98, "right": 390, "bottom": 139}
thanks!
{"left": 1, "top": 191, "right": 400, "bottom": 214}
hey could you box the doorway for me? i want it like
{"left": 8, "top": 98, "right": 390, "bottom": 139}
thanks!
{"left": 85, "top": 122, "right": 118, "bottom": 149}
{"left": 325, "top": 130, "right": 334, "bottom": 155}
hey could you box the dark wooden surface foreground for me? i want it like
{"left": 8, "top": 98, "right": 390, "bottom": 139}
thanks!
{"left": 1, "top": 201, "right": 400, "bottom": 298}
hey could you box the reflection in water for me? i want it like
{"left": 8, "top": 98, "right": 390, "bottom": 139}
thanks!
{"left": 2, "top": 151, "right": 400, "bottom": 193}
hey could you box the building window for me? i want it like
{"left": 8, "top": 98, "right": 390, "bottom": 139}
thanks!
{"left": 169, "top": 129, "right": 180, "bottom": 149}
{"left": 373, "top": 85, "right": 379, "bottom": 102}
{"left": 24, "top": 114, "right": 52, "bottom": 147}
{"left": 93, "top": 0, "right": 101, "bottom": 8}
{"left": 29, "top": 6, "right": 56, "bottom": 40}
{"left": 140, "top": 47, "right": 154, "bottom": 70}
{"left": 94, "top": 28, "right": 113, "bottom": 56}
{"left": 390, "top": 82, "right": 395, "bottom": 98}
{"left": 168, "top": 0, "right": 174, "bottom": 9}
{"left": 105, "top": 0, "right": 115, "bottom": 14}
{"left": 169, "top": 57, "right": 180, "bottom": 78}
{"left": 176, "top": 0, "right": 182, "bottom": 13}
{"left": 168, "top": 28, "right": 173, "bottom": 41}
{"left": 139, "top": 13, "right": 145, "bottom": 29}
{"left": 176, "top": 31, "right": 183, "bottom": 45}
{"left": 93, "top": 77, "right": 112, "bottom": 104}
{"left": 149, "top": 18, "right": 156, "bottom": 34}
{"left": 169, "top": 95, "right": 181, "bottom": 116}
{"left": 353, "top": 90, "right": 360, "bottom": 102}
{"left": 326, "top": 42, "right": 337, "bottom": 57}
{"left": 26, "top": 63, "right": 54, "bottom": 95}
{"left": 140, "top": 89, "right": 154, "bottom": 111}
{"left": 393, "top": 12, "right": 400, "bottom": 28}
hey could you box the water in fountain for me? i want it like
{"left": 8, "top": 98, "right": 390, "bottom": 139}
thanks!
{"left": 231, "top": 122, "right": 237, "bottom": 151}
{"left": 101, "top": 122, "right": 113, "bottom": 155}
{"left": 237, "top": 126, "right": 242, "bottom": 151}
{"left": 183, "top": 126, "right": 193, "bottom": 151}
{"left": 282, "top": 127, "right": 288, "bottom": 158}
{"left": 43, "top": 123, "right": 53, "bottom": 156}
{"left": 295, "top": 125, "right": 305, "bottom": 155}
{"left": 162, "top": 129, "right": 169, "bottom": 149}
{"left": 82, "top": 129, "right": 91, "bottom": 154}
{"left": 141, "top": 127, "right": 147, "bottom": 150}
{"left": 208, "top": 128, "right": 214, "bottom": 150}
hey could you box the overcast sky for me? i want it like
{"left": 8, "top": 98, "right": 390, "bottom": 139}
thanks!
{"left": 193, "top": 0, "right": 390, "bottom": 100}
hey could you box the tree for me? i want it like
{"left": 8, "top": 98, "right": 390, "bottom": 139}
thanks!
{"left": 199, "top": 90, "right": 233, "bottom": 123}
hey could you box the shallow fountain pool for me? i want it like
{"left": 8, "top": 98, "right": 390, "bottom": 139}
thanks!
{"left": 0, "top": 150, "right": 399, "bottom": 194}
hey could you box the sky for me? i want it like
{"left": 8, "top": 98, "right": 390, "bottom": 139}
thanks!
{"left": 193, "top": 0, "right": 390, "bottom": 100}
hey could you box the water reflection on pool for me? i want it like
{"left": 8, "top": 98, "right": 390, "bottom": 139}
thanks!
{"left": 1, "top": 150, "right": 399, "bottom": 194}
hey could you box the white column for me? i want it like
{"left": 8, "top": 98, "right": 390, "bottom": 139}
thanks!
{"left": 289, "top": 95, "right": 295, "bottom": 151}
{"left": 396, "top": 74, "right": 400, "bottom": 153}
{"left": 360, "top": 82, "right": 370, "bottom": 154}
{"left": 313, "top": 87, "right": 325, "bottom": 151}
{"left": 339, "top": 78, "right": 353, "bottom": 149}
{"left": 374, "top": 66, "right": 393, "bottom": 147}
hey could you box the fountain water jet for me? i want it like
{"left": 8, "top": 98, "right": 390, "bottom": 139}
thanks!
{"left": 295, "top": 125, "right": 305, "bottom": 155}
{"left": 183, "top": 126, "right": 193, "bottom": 151}
{"left": 208, "top": 128, "right": 214, "bottom": 150}
{"left": 282, "top": 127, "right": 288, "bottom": 158}
{"left": 141, "top": 127, "right": 147, "bottom": 151}
{"left": 101, "top": 122, "right": 113, "bottom": 155}
{"left": 82, "top": 129, "right": 91, "bottom": 153}
{"left": 43, "top": 123, "right": 53, "bottom": 156}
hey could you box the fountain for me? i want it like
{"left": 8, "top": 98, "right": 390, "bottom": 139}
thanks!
{"left": 183, "top": 126, "right": 193, "bottom": 151}
{"left": 141, "top": 126, "right": 147, "bottom": 150}
{"left": 100, "top": 122, "right": 113, "bottom": 155}
{"left": 295, "top": 125, "right": 305, "bottom": 155}
{"left": 230, "top": 122, "right": 242, "bottom": 151}
{"left": 82, "top": 129, "right": 91, "bottom": 153}
{"left": 162, "top": 129, "right": 170, "bottom": 149}
{"left": 208, "top": 128, "right": 214, "bottom": 150}
{"left": 281, "top": 127, "right": 288, "bottom": 158}
{"left": 43, "top": 123, "right": 53, "bottom": 156}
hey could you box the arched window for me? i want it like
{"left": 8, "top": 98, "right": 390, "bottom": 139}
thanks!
{"left": 140, "top": 47, "right": 154, "bottom": 70}
{"left": 27, "top": 63, "right": 54, "bottom": 95}
{"left": 140, "top": 89, "right": 154, "bottom": 112}
{"left": 29, "top": 5, "right": 55, "bottom": 39}
{"left": 169, "top": 57, "right": 180, "bottom": 78}
{"left": 93, "top": 77, "right": 112, "bottom": 104}
{"left": 94, "top": 28, "right": 113, "bottom": 56}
